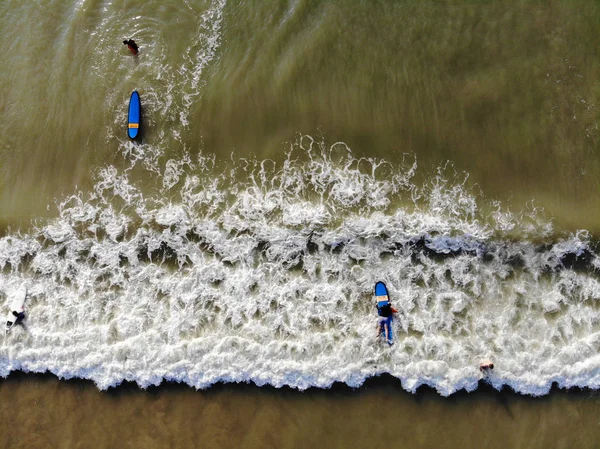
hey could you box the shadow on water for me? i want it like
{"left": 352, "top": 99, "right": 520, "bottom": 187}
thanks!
{"left": 1, "top": 369, "right": 594, "bottom": 406}
{"left": 0, "top": 369, "right": 595, "bottom": 395}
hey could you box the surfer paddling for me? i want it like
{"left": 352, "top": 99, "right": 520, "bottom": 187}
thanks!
{"left": 123, "top": 39, "right": 139, "bottom": 56}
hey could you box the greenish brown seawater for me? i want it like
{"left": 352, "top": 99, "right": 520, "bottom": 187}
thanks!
{"left": 198, "top": 0, "right": 600, "bottom": 232}
{"left": 0, "top": 0, "right": 599, "bottom": 231}
{"left": 1, "top": 373, "right": 599, "bottom": 449}
{"left": 1, "top": 1, "right": 600, "bottom": 447}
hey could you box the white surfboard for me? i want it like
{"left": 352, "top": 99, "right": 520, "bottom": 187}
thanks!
{"left": 5, "top": 286, "right": 27, "bottom": 332}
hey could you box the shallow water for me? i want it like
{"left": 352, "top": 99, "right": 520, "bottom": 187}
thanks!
{"left": 1, "top": 373, "right": 600, "bottom": 449}
{"left": 1, "top": 0, "right": 600, "bottom": 230}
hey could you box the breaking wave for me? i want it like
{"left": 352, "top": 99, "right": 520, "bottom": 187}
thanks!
{"left": 1, "top": 135, "right": 600, "bottom": 396}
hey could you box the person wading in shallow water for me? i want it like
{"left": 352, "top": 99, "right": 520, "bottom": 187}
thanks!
{"left": 123, "top": 39, "right": 139, "bottom": 55}
{"left": 376, "top": 302, "right": 398, "bottom": 345}
{"left": 480, "top": 360, "right": 494, "bottom": 374}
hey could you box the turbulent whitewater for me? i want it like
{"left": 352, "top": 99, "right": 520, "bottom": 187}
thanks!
{"left": 1, "top": 137, "right": 599, "bottom": 396}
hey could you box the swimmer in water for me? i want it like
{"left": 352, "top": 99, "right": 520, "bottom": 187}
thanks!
{"left": 123, "top": 39, "right": 139, "bottom": 56}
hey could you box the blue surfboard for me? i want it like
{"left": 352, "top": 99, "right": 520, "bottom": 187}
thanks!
{"left": 128, "top": 91, "right": 141, "bottom": 139}
{"left": 375, "top": 281, "right": 389, "bottom": 307}
{"left": 375, "top": 281, "right": 393, "bottom": 342}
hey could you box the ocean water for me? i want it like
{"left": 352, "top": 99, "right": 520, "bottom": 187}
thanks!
{"left": 1, "top": 0, "right": 600, "bottom": 399}
{"left": 2, "top": 135, "right": 600, "bottom": 396}
{"left": 2, "top": 373, "right": 600, "bottom": 449}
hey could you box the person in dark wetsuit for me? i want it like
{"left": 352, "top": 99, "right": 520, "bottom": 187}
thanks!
{"left": 123, "top": 39, "right": 139, "bottom": 55}
{"left": 6, "top": 310, "right": 25, "bottom": 329}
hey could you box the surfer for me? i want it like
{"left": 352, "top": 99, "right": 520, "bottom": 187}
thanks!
{"left": 5, "top": 287, "right": 27, "bottom": 332}
{"left": 376, "top": 302, "right": 397, "bottom": 345}
{"left": 123, "top": 39, "right": 139, "bottom": 56}
{"left": 6, "top": 310, "right": 25, "bottom": 329}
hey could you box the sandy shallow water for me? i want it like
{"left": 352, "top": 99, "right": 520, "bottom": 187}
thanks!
{"left": 1, "top": 372, "right": 599, "bottom": 449}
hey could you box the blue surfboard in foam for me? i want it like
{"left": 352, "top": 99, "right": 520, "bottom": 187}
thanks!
{"left": 128, "top": 91, "right": 141, "bottom": 139}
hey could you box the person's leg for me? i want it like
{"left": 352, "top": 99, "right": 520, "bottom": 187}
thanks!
{"left": 377, "top": 317, "right": 384, "bottom": 337}
{"left": 385, "top": 317, "right": 393, "bottom": 344}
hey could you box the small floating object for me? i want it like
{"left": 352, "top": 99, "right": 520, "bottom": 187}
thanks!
{"left": 127, "top": 90, "right": 141, "bottom": 139}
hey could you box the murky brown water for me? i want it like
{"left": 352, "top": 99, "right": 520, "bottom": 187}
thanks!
{"left": 1, "top": 0, "right": 600, "bottom": 231}
{"left": 1, "top": 373, "right": 599, "bottom": 449}
{"left": 2, "top": 1, "right": 600, "bottom": 446}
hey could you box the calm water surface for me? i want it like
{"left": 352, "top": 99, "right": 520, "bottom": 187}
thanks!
{"left": 1, "top": 373, "right": 599, "bottom": 449}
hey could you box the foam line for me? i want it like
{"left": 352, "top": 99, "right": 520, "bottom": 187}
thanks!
{"left": 1, "top": 138, "right": 599, "bottom": 396}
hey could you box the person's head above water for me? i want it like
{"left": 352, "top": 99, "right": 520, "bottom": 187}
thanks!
{"left": 123, "top": 39, "right": 139, "bottom": 55}
{"left": 480, "top": 360, "right": 494, "bottom": 371}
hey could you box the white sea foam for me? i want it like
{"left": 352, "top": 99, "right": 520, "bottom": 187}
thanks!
{"left": 1, "top": 136, "right": 599, "bottom": 396}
